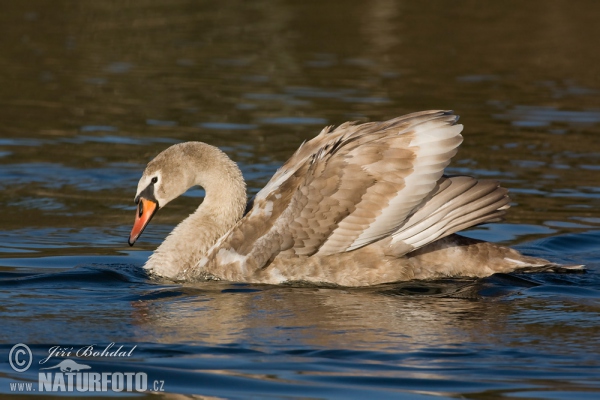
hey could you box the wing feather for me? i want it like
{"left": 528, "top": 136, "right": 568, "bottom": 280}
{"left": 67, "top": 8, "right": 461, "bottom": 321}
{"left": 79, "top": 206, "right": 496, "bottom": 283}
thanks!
{"left": 196, "top": 110, "right": 471, "bottom": 276}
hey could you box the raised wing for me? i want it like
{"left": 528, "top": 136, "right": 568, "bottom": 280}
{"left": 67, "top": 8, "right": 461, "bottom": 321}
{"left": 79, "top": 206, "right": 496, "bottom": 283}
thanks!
{"left": 195, "top": 110, "right": 464, "bottom": 276}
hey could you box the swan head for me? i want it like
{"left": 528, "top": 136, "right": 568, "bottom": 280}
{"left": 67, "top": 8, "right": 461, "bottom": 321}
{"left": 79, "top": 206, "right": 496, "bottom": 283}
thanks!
{"left": 128, "top": 143, "right": 203, "bottom": 246}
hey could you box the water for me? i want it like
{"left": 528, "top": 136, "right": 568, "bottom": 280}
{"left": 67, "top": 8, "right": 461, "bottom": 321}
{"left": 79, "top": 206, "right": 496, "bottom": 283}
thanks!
{"left": 1, "top": 1, "right": 599, "bottom": 398}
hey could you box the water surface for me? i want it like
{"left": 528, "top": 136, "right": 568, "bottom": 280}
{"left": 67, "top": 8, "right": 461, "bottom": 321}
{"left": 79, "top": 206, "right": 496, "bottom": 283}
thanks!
{"left": 1, "top": 1, "right": 599, "bottom": 398}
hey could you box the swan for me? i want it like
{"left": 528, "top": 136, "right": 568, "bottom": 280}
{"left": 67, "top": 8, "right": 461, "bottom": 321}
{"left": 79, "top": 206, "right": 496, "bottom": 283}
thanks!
{"left": 128, "top": 110, "right": 578, "bottom": 286}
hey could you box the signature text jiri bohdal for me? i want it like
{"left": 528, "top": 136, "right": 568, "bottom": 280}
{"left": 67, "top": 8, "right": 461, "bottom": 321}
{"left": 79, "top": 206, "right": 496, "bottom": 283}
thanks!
{"left": 40, "top": 343, "right": 137, "bottom": 364}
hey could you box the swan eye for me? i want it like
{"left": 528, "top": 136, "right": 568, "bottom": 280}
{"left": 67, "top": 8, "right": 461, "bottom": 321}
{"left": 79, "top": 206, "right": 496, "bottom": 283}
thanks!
{"left": 151, "top": 177, "right": 158, "bottom": 184}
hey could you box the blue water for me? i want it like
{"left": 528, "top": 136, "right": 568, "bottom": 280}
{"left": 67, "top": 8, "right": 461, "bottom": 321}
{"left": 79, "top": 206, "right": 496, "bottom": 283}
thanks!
{"left": 1, "top": 238, "right": 599, "bottom": 398}
{"left": 1, "top": 1, "right": 600, "bottom": 398}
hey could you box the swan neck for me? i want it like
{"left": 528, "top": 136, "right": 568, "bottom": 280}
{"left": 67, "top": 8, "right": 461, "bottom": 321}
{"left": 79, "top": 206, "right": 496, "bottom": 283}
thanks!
{"left": 193, "top": 145, "right": 247, "bottom": 227}
{"left": 145, "top": 143, "right": 246, "bottom": 279}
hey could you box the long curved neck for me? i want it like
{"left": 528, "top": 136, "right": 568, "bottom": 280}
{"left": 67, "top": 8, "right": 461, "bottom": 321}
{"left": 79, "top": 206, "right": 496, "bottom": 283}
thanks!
{"left": 145, "top": 144, "right": 247, "bottom": 279}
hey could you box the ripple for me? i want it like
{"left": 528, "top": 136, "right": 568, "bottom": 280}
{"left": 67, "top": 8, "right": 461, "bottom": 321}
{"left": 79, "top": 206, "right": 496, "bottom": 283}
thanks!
{"left": 457, "top": 74, "right": 499, "bottom": 83}
{"left": 260, "top": 116, "right": 328, "bottom": 125}
{"left": 342, "top": 96, "right": 390, "bottom": 104}
{"left": 146, "top": 119, "right": 178, "bottom": 127}
{"left": 8, "top": 197, "right": 65, "bottom": 211}
{"left": 79, "top": 125, "right": 119, "bottom": 133}
{"left": 493, "top": 105, "right": 600, "bottom": 127}
{"left": 0, "top": 162, "right": 141, "bottom": 191}
{"left": 462, "top": 223, "right": 557, "bottom": 242}
{"left": 106, "top": 62, "right": 133, "bottom": 74}
{"left": 196, "top": 122, "right": 258, "bottom": 130}
{"left": 64, "top": 135, "right": 141, "bottom": 145}
{"left": 285, "top": 86, "right": 357, "bottom": 99}
{"left": 0, "top": 138, "right": 45, "bottom": 146}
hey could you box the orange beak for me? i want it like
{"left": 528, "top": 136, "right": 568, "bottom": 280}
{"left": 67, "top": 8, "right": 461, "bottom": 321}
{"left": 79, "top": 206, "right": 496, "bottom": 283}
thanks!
{"left": 128, "top": 198, "right": 158, "bottom": 246}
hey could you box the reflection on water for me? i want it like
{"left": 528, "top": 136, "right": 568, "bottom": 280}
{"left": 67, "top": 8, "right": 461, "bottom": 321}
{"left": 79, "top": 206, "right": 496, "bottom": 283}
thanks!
{"left": 1, "top": 262, "right": 597, "bottom": 397}
{"left": 0, "top": 0, "right": 599, "bottom": 398}
{"left": 134, "top": 280, "right": 521, "bottom": 348}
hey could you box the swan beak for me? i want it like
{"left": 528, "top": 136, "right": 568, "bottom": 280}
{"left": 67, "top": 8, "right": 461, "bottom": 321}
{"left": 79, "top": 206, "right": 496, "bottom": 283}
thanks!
{"left": 129, "top": 198, "right": 158, "bottom": 246}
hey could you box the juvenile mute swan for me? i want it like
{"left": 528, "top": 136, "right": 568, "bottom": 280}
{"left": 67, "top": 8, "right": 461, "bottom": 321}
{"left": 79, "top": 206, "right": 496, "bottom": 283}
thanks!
{"left": 129, "top": 110, "right": 576, "bottom": 286}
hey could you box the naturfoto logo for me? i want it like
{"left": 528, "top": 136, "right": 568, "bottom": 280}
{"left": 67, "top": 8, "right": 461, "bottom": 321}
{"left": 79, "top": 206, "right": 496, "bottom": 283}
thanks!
{"left": 8, "top": 343, "right": 164, "bottom": 393}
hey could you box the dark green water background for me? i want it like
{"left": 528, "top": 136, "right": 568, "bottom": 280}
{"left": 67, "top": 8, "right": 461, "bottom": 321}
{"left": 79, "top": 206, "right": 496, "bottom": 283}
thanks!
{"left": 1, "top": 1, "right": 599, "bottom": 398}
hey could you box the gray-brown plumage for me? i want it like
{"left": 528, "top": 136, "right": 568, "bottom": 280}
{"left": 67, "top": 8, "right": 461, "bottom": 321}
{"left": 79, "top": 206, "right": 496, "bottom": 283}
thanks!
{"left": 129, "top": 110, "right": 581, "bottom": 286}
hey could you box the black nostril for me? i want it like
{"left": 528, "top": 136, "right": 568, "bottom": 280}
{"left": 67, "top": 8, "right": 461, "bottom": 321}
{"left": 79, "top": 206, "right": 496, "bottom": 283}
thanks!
{"left": 138, "top": 201, "right": 144, "bottom": 217}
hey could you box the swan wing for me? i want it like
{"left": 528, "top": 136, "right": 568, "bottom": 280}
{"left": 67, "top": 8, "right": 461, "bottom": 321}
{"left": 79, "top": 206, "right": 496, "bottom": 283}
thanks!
{"left": 198, "top": 110, "right": 464, "bottom": 274}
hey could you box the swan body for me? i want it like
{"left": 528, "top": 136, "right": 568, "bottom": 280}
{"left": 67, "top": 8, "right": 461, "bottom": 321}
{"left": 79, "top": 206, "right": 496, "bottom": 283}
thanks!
{"left": 129, "top": 110, "right": 575, "bottom": 286}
